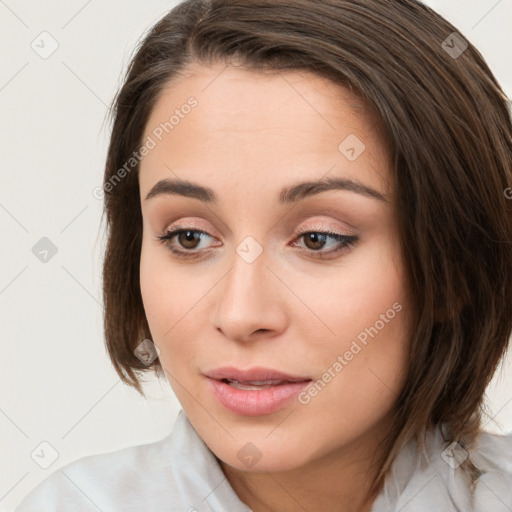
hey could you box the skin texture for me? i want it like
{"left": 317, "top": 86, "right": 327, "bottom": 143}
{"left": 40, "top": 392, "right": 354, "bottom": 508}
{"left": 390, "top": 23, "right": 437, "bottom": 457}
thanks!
{"left": 138, "top": 61, "right": 412, "bottom": 512}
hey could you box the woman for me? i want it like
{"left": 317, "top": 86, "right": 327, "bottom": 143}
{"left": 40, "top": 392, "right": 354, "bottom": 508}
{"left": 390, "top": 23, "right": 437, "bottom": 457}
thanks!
{"left": 16, "top": 0, "right": 512, "bottom": 510}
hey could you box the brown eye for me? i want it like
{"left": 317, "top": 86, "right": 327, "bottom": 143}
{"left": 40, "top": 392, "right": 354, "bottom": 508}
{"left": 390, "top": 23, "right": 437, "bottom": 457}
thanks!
{"left": 293, "top": 230, "right": 359, "bottom": 259}
{"left": 156, "top": 228, "right": 214, "bottom": 259}
{"left": 302, "top": 233, "right": 329, "bottom": 251}
{"left": 177, "top": 230, "right": 202, "bottom": 250}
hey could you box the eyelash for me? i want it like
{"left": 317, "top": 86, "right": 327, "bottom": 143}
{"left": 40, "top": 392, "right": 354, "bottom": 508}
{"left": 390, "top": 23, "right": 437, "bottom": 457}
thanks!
{"left": 155, "top": 225, "right": 359, "bottom": 261}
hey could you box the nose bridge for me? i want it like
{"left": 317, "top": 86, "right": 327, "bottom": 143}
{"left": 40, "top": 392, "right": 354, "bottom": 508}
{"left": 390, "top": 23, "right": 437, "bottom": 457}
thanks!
{"left": 222, "top": 234, "right": 270, "bottom": 309}
{"left": 213, "top": 232, "right": 285, "bottom": 339}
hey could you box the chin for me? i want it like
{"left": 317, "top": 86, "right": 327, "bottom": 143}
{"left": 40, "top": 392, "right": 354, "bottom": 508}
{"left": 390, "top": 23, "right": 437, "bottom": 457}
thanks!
{"left": 212, "top": 436, "right": 313, "bottom": 474}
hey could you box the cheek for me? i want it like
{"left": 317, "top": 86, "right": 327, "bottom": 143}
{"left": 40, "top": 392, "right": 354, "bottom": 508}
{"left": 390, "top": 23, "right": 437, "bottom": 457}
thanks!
{"left": 298, "top": 236, "right": 410, "bottom": 408}
{"left": 140, "top": 242, "right": 183, "bottom": 349}
{"left": 322, "top": 318, "right": 408, "bottom": 433}
{"left": 139, "top": 242, "right": 210, "bottom": 373}
{"left": 291, "top": 233, "right": 407, "bottom": 346}
{"left": 139, "top": 242, "right": 168, "bottom": 330}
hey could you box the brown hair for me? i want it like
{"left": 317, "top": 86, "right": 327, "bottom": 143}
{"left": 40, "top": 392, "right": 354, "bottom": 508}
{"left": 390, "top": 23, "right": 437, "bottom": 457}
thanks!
{"left": 101, "top": 0, "right": 512, "bottom": 502}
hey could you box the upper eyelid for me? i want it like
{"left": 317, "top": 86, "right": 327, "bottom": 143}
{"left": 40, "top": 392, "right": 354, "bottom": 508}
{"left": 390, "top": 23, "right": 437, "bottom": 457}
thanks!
{"left": 165, "top": 216, "right": 357, "bottom": 235}
{"left": 163, "top": 225, "right": 355, "bottom": 245}
{"left": 164, "top": 225, "right": 352, "bottom": 240}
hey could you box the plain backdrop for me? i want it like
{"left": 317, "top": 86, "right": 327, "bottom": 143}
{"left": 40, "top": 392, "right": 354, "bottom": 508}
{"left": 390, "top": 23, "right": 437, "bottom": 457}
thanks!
{"left": 1, "top": 1, "right": 511, "bottom": 510}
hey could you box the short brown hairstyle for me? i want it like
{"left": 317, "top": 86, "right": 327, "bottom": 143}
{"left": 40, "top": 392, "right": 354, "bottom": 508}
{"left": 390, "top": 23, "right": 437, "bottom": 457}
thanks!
{"left": 100, "top": 0, "right": 512, "bottom": 501}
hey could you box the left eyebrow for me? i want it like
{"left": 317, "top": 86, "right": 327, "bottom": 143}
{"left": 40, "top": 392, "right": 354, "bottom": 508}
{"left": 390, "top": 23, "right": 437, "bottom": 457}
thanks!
{"left": 279, "top": 176, "right": 388, "bottom": 203}
{"left": 144, "top": 176, "right": 388, "bottom": 203}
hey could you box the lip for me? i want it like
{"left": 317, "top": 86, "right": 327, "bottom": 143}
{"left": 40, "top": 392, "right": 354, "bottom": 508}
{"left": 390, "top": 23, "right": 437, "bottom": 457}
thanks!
{"left": 204, "top": 366, "right": 312, "bottom": 417}
{"left": 204, "top": 366, "right": 311, "bottom": 383}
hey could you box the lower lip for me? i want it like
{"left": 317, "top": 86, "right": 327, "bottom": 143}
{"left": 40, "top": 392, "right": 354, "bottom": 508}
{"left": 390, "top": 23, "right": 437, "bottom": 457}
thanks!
{"left": 207, "top": 378, "right": 311, "bottom": 416}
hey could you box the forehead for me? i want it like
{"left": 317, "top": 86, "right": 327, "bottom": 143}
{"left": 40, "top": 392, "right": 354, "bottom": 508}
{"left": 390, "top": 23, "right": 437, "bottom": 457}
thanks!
{"left": 139, "top": 62, "right": 392, "bottom": 200}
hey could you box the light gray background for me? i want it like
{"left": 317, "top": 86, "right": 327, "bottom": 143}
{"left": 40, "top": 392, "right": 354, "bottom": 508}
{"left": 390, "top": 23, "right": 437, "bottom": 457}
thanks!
{"left": 1, "top": 1, "right": 511, "bottom": 510}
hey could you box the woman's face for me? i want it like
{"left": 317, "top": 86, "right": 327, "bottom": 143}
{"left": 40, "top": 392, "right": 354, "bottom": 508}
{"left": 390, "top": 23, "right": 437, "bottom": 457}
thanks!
{"left": 138, "top": 61, "right": 411, "bottom": 473}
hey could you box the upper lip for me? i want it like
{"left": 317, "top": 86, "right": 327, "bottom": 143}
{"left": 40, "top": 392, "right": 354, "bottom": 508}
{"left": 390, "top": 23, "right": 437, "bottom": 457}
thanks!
{"left": 205, "top": 366, "right": 312, "bottom": 383}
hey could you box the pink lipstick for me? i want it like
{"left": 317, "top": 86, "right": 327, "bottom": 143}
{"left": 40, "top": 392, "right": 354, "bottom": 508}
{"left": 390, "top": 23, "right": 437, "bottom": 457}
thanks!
{"left": 204, "top": 366, "right": 312, "bottom": 416}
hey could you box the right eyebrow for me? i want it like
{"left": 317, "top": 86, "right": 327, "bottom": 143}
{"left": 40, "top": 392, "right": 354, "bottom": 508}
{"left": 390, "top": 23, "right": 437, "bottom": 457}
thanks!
{"left": 145, "top": 179, "right": 216, "bottom": 203}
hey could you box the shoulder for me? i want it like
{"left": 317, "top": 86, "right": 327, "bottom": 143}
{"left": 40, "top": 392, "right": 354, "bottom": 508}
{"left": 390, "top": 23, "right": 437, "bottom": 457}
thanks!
{"left": 371, "top": 427, "right": 512, "bottom": 512}
{"left": 15, "top": 433, "right": 175, "bottom": 512}
{"left": 15, "top": 410, "right": 252, "bottom": 512}
{"left": 468, "top": 429, "right": 512, "bottom": 510}
{"left": 472, "top": 427, "right": 512, "bottom": 458}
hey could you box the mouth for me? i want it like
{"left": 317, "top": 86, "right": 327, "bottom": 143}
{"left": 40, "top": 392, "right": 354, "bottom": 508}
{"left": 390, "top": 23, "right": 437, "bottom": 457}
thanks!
{"left": 218, "top": 378, "right": 307, "bottom": 390}
{"left": 204, "top": 366, "right": 313, "bottom": 416}
{"left": 204, "top": 365, "right": 312, "bottom": 384}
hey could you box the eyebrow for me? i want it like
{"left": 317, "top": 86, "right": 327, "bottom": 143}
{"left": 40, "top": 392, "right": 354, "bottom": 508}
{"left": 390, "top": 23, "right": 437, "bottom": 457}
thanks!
{"left": 144, "top": 176, "right": 387, "bottom": 203}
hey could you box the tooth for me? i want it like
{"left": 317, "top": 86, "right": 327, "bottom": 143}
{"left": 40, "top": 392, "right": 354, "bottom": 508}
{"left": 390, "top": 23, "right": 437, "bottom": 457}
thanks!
{"left": 229, "top": 381, "right": 274, "bottom": 390}
{"left": 229, "top": 379, "right": 285, "bottom": 385}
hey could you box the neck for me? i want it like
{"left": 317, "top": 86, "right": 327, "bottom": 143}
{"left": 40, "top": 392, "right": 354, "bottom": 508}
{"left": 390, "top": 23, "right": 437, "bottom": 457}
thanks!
{"left": 220, "top": 422, "right": 389, "bottom": 512}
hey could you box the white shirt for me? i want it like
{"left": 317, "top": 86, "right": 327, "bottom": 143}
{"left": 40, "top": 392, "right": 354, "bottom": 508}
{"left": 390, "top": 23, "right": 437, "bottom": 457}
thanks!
{"left": 15, "top": 409, "right": 512, "bottom": 511}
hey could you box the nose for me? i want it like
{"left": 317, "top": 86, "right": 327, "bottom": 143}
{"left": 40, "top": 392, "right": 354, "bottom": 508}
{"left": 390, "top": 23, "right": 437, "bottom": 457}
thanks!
{"left": 212, "top": 242, "right": 288, "bottom": 343}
